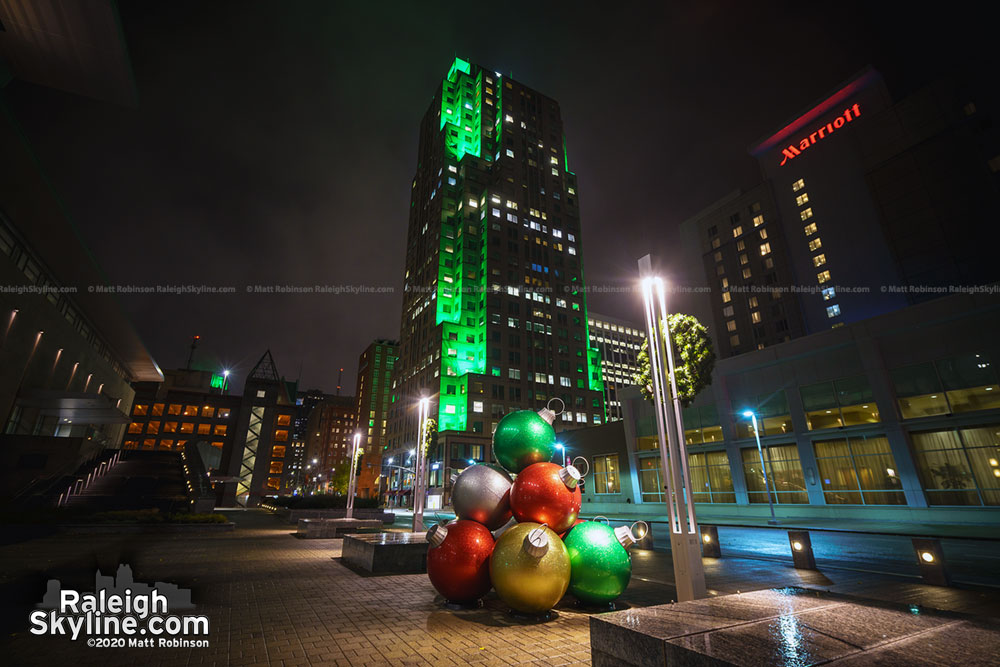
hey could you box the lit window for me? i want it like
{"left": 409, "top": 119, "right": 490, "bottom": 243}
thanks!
{"left": 800, "top": 208, "right": 813, "bottom": 221}
{"left": 817, "top": 270, "right": 832, "bottom": 284}
{"left": 753, "top": 214, "right": 764, "bottom": 227}
{"left": 722, "top": 291, "right": 731, "bottom": 303}
{"left": 742, "top": 267, "right": 752, "bottom": 279}
{"left": 739, "top": 254, "right": 749, "bottom": 265}
{"left": 568, "top": 247, "right": 576, "bottom": 255}
{"left": 813, "top": 254, "right": 827, "bottom": 267}
{"left": 505, "top": 114, "right": 513, "bottom": 123}
{"left": 749, "top": 296, "right": 758, "bottom": 307}
{"left": 792, "top": 178, "right": 805, "bottom": 191}
{"left": 760, "top": 243, "right": 771, "bottom": 256}
{"left": 751, "top": 311, "right": 761, "bottom": 323}
{"left": 804, "top": 222, "right": 818, "bottom": 236}
{"left": 737, "top": 240, "right": 746, "bottom": 251}
{"left": 732, "top": 226, "right": 743, "bottom": 237}
{"left": 506, "top": 149, "right": 514, "bottom": 158}
{"left": 759, "top": 228, "right": 768, "bottom": 239}
{"left": 826, "top": 304, "right": 841, "bottom": 318}
{"left": 727, "top": 320, "right": 737, "bottom": 332}
{"left": 723, "top": 305, "right": 734, "bottom": 317}
{"left": 822, "top": 287, "right": 836, "bottom": 300}
{"left": 467, "top": 198, "right": 478, "bottom": 208}
{"left": 808, "top": 237, "right": 822, "bottom": 251}
{"left": 795, "top": 193, "right": 810, "bottom": 206}
{"left": 473, "top": 401, "right": 484, "bottom": 413}
{"left": 445, "top": 405, "right": 456, "bottom": 414}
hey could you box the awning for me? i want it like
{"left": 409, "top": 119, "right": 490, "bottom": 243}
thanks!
{"left": 15, "top": 389, "right": 130, "bottom": 425}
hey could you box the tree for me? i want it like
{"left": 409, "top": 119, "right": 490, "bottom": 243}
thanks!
{"left": 422, "top": 418, "right": 438, "bottom": 454}
{"left": 329, "top": 465, "right": 350, "bottom": 495}
{"left": 634, "top": 313, "right": 715, "bottom": 407}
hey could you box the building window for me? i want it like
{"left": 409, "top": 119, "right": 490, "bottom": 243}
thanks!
{"left": 822, "top": 287, "right": 836, "bottom": 300}
{"left": 682, "top": 405, "right": 723, "bottom": 444}
{"left": 638, "top": 457, "right": 664, "bottom": 502}
{"left": 813, "top": 254, "right": 827, "bottom": 267}
{"left": 814, "top": 435, "right": 905, "bottom": 505}
{"left": 826, "top": 304, "right": 841, "bottom": 318}
{"left": 739, "top": 253, "right": 749, "bottom": 265}
{"left": 795, "top": 193, "right": 810, "bottom": 206}
{"left": 800, "top": 208, "right": 813, "bottom": 221}
{"left": 817, "top": 270, "right": 831, "bottom": 284}
{"left": 808, "top": 238, "right": 822, "bottom": 251}
{"left": 732, "top": 226, "right": 743, "bottom": 238}
{"left": 760, "top": 243, "right": 771, "bottom": 256}
{"left": 180, "top": 423, "right": 194, "bottom": 434}
{"left": 752, "top": 214, "right": 764, "bottom": 227}
{"left": 721, "top": 291, "right": 731, "bottom": 303}
{"left": 800, "top": 376, "right": 880, "bottom": 430}
{"left": 201, "top": 405, "right": 215, "bottom": 418}
{"left": 729, "top": 334, "right": 740, "bottom": 347}
{"left": 133, "top": 404, "right": 148, "bottom": 416}
{"left": 891, "top": 355, "right": 1000, "bottom": 419}
{"left": 593, "top": 455, "right": 620, "bottom": 494}
{"left": 804, "top": 222, "right": 818, "bottom": 236}
{"left": 688, "top": 451, "right": 736, "bottom": 503}
{"left": 742, "top": 267, "right": 752, "bottom": 279}
{"left": 792, "top": 178, "right": 805, "bottom": 192}
{"left": 473, "top": 401, "right": 484, "bottom": 413}
{"left": 741, "top": 444, "right": 808, "bottom": 504}
{"left": 751, "top": 310, "right": 761, "bottom": 323}
{"left": 911, "top": 426, "right": 1000, "bottom": 505}
{"left": 722, "top": 305, "right": 734, "bottom": 317}
{"left": 726, "top": 320, "right": 737, "bottom": 332}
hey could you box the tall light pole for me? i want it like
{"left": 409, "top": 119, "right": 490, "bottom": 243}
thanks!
{"left": 413, "top": 397, "right": 430, "bottom": 532}
{"left": 346, "top": 432, "right": 361, "bottom": 518}
{"left": 639, "top": 254, "right": 706, "bottom": 601}
{"left": 743, "top": 411, "right": 779, "bottom": 525}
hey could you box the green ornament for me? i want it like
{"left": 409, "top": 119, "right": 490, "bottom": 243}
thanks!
{"left": 492, "top": 409, "right": 556, "bottom": 474}
{"left": 564, "top": 521, "right": 631, "bottom": 605}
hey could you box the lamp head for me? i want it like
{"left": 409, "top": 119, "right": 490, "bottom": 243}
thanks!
{"left": 742, "top": 410, "right": 754, "bottom": 418}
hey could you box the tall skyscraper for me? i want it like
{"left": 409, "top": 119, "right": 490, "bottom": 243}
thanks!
{"left": 587, "top": 313, "right": 645, "bottom": 421}
{"left": 354, "top": 340, "right": 397, "bottom": 499}
{"left": 387, "top": 58, "right": 604, "bottom": 498}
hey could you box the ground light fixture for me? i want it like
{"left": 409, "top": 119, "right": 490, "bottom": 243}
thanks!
{"left": 912, "top": 538, "right": 950, "bottom": 586}
{"left": 787, "top": 530, "right": 816, "bottom": 569}
{"left": 700, "top": 525, "right": 721, "bottom": 558}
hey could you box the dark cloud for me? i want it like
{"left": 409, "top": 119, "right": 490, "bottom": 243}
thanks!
{"left": 6, "top": 0, "right": 992, "bottom": 392}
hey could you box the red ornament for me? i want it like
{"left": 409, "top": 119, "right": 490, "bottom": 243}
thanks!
{"left": 510, "top": 462, "right": 582, "bottom": 534}
{"left": 427, "top": 520, "right": 495, "bottom": 603}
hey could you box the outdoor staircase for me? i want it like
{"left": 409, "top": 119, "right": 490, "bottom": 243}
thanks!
{"left": 63, "top": 450, "right": 189, "bottom": 513}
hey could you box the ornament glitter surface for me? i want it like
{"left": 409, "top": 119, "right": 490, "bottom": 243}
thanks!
{"left": 563, "top": 521, "right": 632, "bottom": 605}
{"left": 492, "top": 410, "right": 556, "bottom": 473}
{"left": 489, "top": 522, "right": 570, "bottom": 614}
{"left": 427, "top": 520, "right": 495, "bottom": 603}
{"left": 451, "top": 464, "right": 513, "bottom": 530}
{"left": 509, "top": 462, "right": 582, "bottom": 533}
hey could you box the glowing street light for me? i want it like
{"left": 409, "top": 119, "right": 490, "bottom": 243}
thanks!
{"left": 639, "top": 253, "right": 706, "bottom": 602}
{"left": 346, "top": 432, "right": 361, "bottom": 518}
{"left": 555, "top": 442, "right": 567, "bottom": 466}
{"left": 413, "top": 397, "right": 431, "bottom": 532}
{"left": 743, "top": 410, "right": 778, "bottom": 525}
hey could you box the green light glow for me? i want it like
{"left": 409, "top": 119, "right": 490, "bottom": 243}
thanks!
{"left": 440, "top": 57, "right": 482, "bottom": 161}
{"left": 210, "top": 373, "right": 225, "bottom": 389}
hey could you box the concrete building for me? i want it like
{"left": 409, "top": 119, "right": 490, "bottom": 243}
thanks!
{"left": 562, "top": 293, "right": 1000, "bottom": 527}
{"left": 587, "top": 312, "right": 644, "bottom": 422}
{"left": 302, "top": 395, "right": 356, "bottom": 494}
{"left": 386, "top": 57, "right": 606, "bottom": 504}
{"left": 0, "top": 0, "right": 163, "bottom": 500}
{"left": 354, "top": 340, "right": 397, "bottom": 499}
{"left": 681, "top": 67, "right": 1000, "bottom": 359}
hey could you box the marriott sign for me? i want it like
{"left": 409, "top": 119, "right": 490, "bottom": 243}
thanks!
{"left": 779, "top": 103, "right": 862, "bottom": 166}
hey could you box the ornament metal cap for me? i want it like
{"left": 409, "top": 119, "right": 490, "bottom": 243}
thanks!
{"left": 427, "top": 524, "right": 448, "bottom": 548}
{"left": 558, "top": 464, "right": 583, "bottom": 489}
{"left": 537, "top": 397, "right": 565, "bottom": 425}
{"left": 614, "top": 521, "right": 649, "bottom": 549}
{"left": 523, "top": 525, "right": 550, "bottom": 558}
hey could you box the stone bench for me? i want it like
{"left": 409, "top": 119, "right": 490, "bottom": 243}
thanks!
{"left": 280, "top": 508, "right": 395, "bottom": 524}
{"left": 590, "top": 586, "right": 1000, "bottom": 666}
{"left": 296, "top": 518, "right": 382, "bottom": 538}
{"left": 341, "top": 532, "right": 428, "bottom": 574}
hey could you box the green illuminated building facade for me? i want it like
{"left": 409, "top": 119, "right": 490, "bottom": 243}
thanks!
{"left": 387, "top": 59, "right": 604, "bottom": 501}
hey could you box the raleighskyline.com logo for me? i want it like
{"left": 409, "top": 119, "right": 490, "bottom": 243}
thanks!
{"left": 29, "top": 565, "right": 209, "bottom": 648}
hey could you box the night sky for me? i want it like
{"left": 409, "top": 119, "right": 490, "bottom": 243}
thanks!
{"left": 5, "top": 1, "right": 991, "bottom": 394}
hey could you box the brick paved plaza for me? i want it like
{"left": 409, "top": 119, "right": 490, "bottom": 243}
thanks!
{"left": 1, "top": 511, "right": 997, "bottom": 666}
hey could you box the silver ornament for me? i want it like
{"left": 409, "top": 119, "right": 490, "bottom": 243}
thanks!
{"left": 452, "top": 464, "right": 513, "bottom": 530}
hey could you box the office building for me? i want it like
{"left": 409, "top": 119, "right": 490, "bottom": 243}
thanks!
{"left": 303, "top": 395, "right": 356, "bottom": 493}
{"left": 291, "top": 388, "right": 330, "bottom": 490}
{"left": 386, "top": 58, "right": 605, "bottom": 501}
{"left": 561, "top": 292, "right": 1000, "bottom": 526}
{"left": 587, "top": 312, "right": 644, "bottom": 421}
{"left": 682, "top": 67, "right": 1000, "bottom": 358}
{"left": 354, "top": 340, "right": 398, "bottom": 499}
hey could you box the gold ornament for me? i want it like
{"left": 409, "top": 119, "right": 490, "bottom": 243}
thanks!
{"left": 489, "top": 522, "right": 571, "bottom": 614}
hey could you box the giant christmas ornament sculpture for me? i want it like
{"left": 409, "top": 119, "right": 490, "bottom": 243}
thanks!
{"left": 489, "top": 522, "right": 570, "bottom": 614}
{"left": 564, "top": 521, "right": 645, "bottom": 605}
{"left": 492, "top": 406, "right": 558, "bottom": 473}
{"left": 509, "top": 461, "right": 583, "bottom": 534}
{"left": 451, "top": 463, "right": 513, "bottom": 530}
{"left": 426, "top": 521, "right": 495, "bottom": 604}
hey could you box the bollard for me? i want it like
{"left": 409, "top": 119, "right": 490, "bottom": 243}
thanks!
{"left": 787, "top": 530, "right": 816, "bottom": 569}
{"left": 700, "top": 525, "right": 721, "bottom": 558}
{"left": 912, "top": 538, "right": 950, "bottom": 586}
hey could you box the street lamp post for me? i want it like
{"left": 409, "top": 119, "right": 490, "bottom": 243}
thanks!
{"left": 555, "top": 442, "right": 567, "bottom": 466}
{"left": 346, "top": 432, "right": 361, "bottom": 518}
{"left": 743, "top": 411, "right": 779, "bottom": 525}
{"left": 639, "top": 254, "right": 706, "bottom": 602}
{"left": 413, "top": 398, "right": 430, "bottom": 532}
